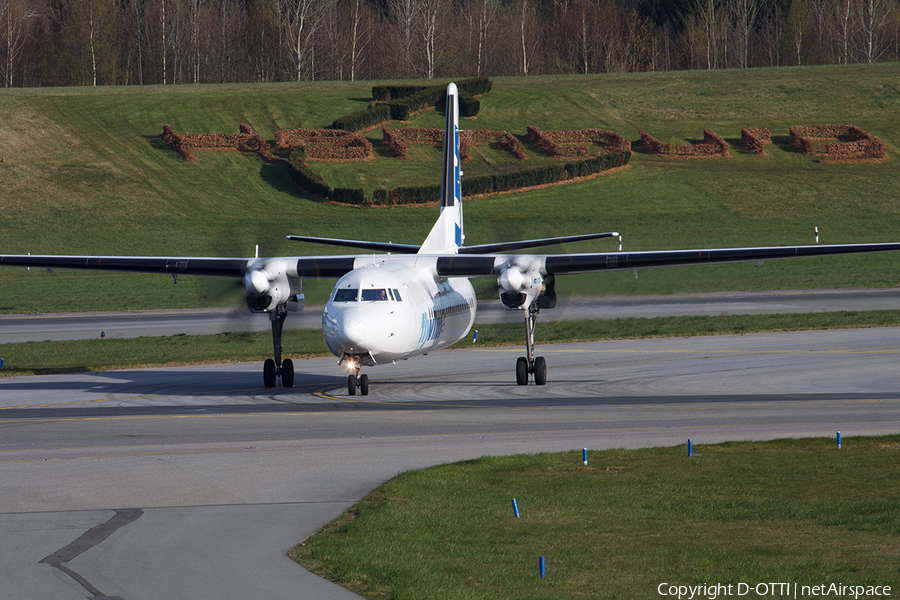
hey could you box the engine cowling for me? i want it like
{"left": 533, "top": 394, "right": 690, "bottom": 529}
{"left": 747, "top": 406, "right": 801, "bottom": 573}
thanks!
{"left": 497, "top": 258, "right": 544, "bottom": 310}
{"left": 244, "top": 259, "right": 293, "bottom": 312}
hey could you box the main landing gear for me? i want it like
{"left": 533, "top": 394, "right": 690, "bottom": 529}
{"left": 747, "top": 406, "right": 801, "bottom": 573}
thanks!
{"left": 347, "top": 364, "right": 369, "bottom": 396}
{"left": 263, "top": 307, "right": 294, "bottom": 388}
{"left": 516, "top": 304, "right": 547, "bottom": 386}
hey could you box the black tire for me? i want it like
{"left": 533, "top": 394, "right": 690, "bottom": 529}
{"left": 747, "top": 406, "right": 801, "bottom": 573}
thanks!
{"left": 516, "top": 356, "right": 528, "bottom": 385}
{"left": 360, "top": 373, "right": 369, "bottom": 396}
{"left": 348, "top": 374, "right": 357, "bottom": 396}
{"left": 263, "top": 359, "right": 277, "bottom": 388}
{"left": 281, "top": 359, "right": 294, "bottom": 388}
{"left": 534, "top": 356, "right": 547, "bottom": 385}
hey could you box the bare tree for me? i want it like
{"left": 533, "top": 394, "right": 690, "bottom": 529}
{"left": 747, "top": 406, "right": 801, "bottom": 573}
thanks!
{"left": 466, "top": 0, "right": 499, "bottom": 75}
{"left": 858, "top": 0, "right": 892, "bottom": 62}
{"left": 347, "top": 0, "right": 370, "bottom": 81}
{"left": 188, "top": 0, "right": 202, "bottom": 83}
{"left": 693, "top": 0, "right": 719, "bottom": 68}
{"left": 2, "top": 0, "right": 40, "bottom": 87}
{"left": 728, "top": 0, "right": 761, "bottom": 67}
{"left": 836, "top": 0, "right": 851, "bottom": 62}
{"left": 275, "top": 0, "right": 327, "bottom": 81}
{"left": 420, "top": 0, "right": 449, "bottom": 78}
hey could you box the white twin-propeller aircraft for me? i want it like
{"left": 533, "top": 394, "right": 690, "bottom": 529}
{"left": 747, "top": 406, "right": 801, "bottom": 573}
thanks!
{"left": 4, "top": 83, "right": 900, "bottom": 395}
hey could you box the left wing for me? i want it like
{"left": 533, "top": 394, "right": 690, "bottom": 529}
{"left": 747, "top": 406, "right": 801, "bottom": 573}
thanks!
{"left": 0, "top": 254, "right": 359, "bottom": 279}
{"left": 0, "top": 255, "right": 251, "bottom": 277}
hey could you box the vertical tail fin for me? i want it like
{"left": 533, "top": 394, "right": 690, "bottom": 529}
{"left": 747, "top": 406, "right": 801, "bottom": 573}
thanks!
{"left": 419, "top": 83, "right": 463, "bottom": 255}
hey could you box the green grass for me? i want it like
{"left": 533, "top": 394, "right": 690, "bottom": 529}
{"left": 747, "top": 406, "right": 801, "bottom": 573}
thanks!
{"left": 2, "top": 65, "right": 900, "bottom": 313}
{"left": 0, "top": 329, "right": 331, "bottom": 376}
{"left": 4, "top": 310, "right": 900, "bottom": 377}
{"left": 290, "top": 436, "right": 900, "bottom": 600}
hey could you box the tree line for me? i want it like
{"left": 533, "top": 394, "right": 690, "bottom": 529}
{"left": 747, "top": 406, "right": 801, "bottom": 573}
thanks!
{"left": 3, "top": 0, "right": 898, "bottom": 88}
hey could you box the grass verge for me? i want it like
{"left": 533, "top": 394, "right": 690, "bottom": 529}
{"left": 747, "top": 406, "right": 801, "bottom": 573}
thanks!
{"left": 290, "top": 436, "right": 900, "bottom": 600}
{"left": 2, "top": 65, "right": 900, "bottom": 312}
{"left": 3, "top": 310, "right": 900, "bottom": 376}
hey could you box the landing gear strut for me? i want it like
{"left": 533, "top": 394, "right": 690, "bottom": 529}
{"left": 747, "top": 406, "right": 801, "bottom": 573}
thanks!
{"left": 347, "top": 363, "right": 369, "bottom": 396}
{"left": 516, "top": 303, "right": 547, "bottom": 385}
{"left": 263, "top": 307, "right": 294, "bottom": 388}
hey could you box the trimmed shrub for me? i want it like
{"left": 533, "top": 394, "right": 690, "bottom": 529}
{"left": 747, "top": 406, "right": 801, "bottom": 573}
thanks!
{"left": 741, "top": 128, "right": 771, "bottom": 155}
{"left": 383, "top": 127, "right": 526, "bottom": 161}
{"left": 159, "top": 123, "right": 275, "bottom": 162}
{"left": 160, "top": 125, "right": 194, "bottom": 161}
{"left": 336, "top": 78, "right": 492, "bottom": 132}
{"left": 382, "top": 128, "right": 409, "bottom": 159}
{"left": 277, "top": 128, "right": 372, "bottom": 160}
{"left": 528, "top": 126, "right": 631, "bottom": 158}
{"left": 387, "top": 87, "right": 445, "bottom": 121}
{"left": 345, "top": 148, "right": 629, "bottom": 206}
{"left": 638, "top": 129, "right": 729, "bottom": 158}
{"left": 331, "top": 187, "right": 367, "bottom": 205}
{"left": 332, "top": 104, "right": 391, "bottom": 132}
{"left": 287, "top": 146, "right": 330, "bottom": 198}
{"left": 790, "top": 125, "right": 886, "bottom": 160}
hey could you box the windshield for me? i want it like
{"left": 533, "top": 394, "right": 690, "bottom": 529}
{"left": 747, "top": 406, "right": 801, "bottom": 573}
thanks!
{"left": 361, "top": 289, "right": 389, "bottom": 301}
{"left": 333, "top": 288, "right": 358, "bottom": 302}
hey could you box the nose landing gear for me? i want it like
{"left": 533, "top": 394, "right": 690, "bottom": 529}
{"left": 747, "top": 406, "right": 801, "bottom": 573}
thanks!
{"left": 347, "top": 364, "right": 369, "bottom": 396}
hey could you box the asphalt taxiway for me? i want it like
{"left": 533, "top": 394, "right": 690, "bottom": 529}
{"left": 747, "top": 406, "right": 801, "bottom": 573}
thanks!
{"left": 2, "top": 328, "right": 900, "bottom": 599}
{"left": 3, "top": 287, "right": 900, "bottom": 343}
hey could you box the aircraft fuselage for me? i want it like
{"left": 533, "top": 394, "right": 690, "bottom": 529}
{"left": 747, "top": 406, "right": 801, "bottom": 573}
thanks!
{"left": 322, "top": 257, "right": 476, "bottom": 367}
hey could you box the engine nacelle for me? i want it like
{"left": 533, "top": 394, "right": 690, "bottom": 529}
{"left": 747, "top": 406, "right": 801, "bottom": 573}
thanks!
{"left": 244, "top": 259, "right": 294, "bottom": 312}
{"left": 497, "top": 258, "right": 544, "bottom": 310}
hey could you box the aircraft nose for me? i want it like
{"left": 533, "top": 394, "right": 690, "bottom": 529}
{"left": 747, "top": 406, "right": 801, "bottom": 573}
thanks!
{"left": 339, "top": 317, "right": 367, "bottom": 347}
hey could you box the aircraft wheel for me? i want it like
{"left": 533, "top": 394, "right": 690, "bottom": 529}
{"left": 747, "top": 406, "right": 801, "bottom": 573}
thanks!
{"left": 534, "top": 356, "right": 547, "bottom": 385}
{"left": 263, "top": 359, "right": 277, "bottom": 388}
{"left": 281, "top": 359, "right": 294, "bottom": 388}
{"left": 516, "top": 357, "right": 528, "bottom": 385}
{"left": 360, "top": 374, "right": 369, "bottom": 396}
{"left": 348, "top": 374, "right": 357, "bottom": 396}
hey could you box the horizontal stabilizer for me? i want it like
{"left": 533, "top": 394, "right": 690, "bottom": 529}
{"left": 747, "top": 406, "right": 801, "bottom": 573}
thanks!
{"left": 286, "top": 235, "right": 420, "bottom": 254}
{"left": 459, "top": 232, "right": 619, "bottom": 254}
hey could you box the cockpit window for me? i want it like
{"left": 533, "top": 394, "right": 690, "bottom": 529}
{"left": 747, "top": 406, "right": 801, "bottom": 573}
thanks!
{"left": 333, "top": 288, "right": 358, "bottom": 302}
{"left": 393, "top": 288, "right": 402, "bottom": 301}
{"left": 361, "top": 288, "right": 389, "bottom": 301}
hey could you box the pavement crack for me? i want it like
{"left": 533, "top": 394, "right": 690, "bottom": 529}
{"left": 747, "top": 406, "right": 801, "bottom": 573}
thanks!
{"left": 40, "top": 508, "right": 142, "bottom": 599}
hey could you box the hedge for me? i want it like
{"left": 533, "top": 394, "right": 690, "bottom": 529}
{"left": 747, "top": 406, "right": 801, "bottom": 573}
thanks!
{"left": 287, "top": 146, "right": 332, "bottom": 198}
{"left": 332, "top": 187, "right": 367, "bottom": 205}
{"left": 367, "top": 149, "right": 629, "bottom": 205}
{"left": 740, "top": 128, "right": 771, "bottom": 155}
{"left": 789, "top": 125, "right": 887, "bottom": 160}
{"left": 638, "top": 129, "right": 729, "bottom": 157}
{"left": 332, "top": 104, "right": 391, "bottom": 132}
{"left": 333, "top": 78, "right": 492, "bottom": 132}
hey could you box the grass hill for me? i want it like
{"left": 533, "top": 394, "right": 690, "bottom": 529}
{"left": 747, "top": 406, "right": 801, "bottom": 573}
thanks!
{"left": 1, "top": 64, "right": 899, "bottom": 313}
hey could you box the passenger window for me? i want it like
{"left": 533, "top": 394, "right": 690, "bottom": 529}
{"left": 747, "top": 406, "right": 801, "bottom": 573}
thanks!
{"left": 333, "top": 288, "right": 358, "bottom": 302}
{"left": 361, "top": 289, "right": 389, "bottom": 301}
